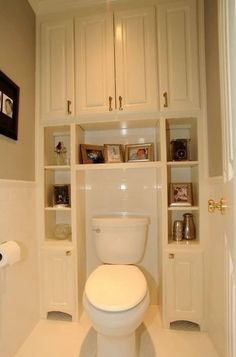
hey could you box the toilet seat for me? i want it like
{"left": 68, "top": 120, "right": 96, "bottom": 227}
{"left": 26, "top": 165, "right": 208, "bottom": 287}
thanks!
{"left": 85, "top": 265, "right": 147, "bottom": 312}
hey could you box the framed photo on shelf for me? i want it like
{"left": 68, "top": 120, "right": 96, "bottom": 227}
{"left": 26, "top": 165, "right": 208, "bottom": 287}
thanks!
{"left": 169, "top": 183, "right": 193, "bottom": 207}
{"left": 53, "top": 184, "right": 70, "bottom": 207}
{"left": 80, "top": 144, "right": 104, "bottom": 164}
{"left": 104, "top": 144, "right": 123, "bottom": 163}
{"left": 125, "top": 143, "right": 154, "bottom": 162}
{"left": 0, "top": 71, "right": 20, "bottom": 140}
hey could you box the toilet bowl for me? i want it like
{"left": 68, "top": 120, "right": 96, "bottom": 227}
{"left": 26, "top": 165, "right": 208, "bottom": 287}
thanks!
{"left": 83, "top": 216, "right": 150, "bottom": 357}
{"left": 83, "top": 264, "right": 150, "bottom": 357}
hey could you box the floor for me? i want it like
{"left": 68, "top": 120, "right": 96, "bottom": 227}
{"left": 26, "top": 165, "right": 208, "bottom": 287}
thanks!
{"left": 15, "top": 306, "right": 219, "bottom": 357}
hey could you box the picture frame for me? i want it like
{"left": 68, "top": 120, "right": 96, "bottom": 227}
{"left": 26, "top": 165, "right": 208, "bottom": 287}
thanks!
{"left": 125, "top": 143, "right": 154, "bottom": 162}
{"left": 104, "top": 144, "right": 124, "bottom": 163}
{"left": 169, "top": 183, "right": 193, "bottom": 207}
{"left": 0, "top": 71, "right": 19, "bottom": 140}
{"left": 80, "top": 144, "right": 104, "bottom": 164}
{"left": 53, "top": 184, "right": 70, "bottom": 207}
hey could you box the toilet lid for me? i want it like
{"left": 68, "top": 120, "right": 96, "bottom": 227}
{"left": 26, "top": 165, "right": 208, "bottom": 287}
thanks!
{"left": 85, "top": 265, "right": 147, "bottom": 312}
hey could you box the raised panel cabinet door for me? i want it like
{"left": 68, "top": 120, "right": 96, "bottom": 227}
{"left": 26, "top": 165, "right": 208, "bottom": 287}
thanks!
{"left": 158, "top": 0, "right": 200, "bottom": 111}
{"left": 41, "top": 20, "right": 74, "bottom": 120}
{"left": 165, "top": 250, "right": 203, "bottom": 325}
{"left": 114, "top": 7, "right": 158, "bottom": 113}
{"left": 41, "top": 249, "right": 74, "bottom": 316}
{"left": 75, "top": 13, "right": 115, "bottom": 115}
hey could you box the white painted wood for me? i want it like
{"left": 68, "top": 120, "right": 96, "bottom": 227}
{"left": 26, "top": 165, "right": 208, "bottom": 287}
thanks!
{"left": 41, "top": 247, "right": 75, "bottom": 316}
{"left": 75, "top": 7, "right": 158, "bottom": 115}
{"left": 158, "top": 0, "right": 200, "bottom": 111}
{"left": 75, "top": 13, "right": 115, "bottom": 115}
{"left": 115, "top": 7, "right": 158, "bottom": 113}
{"left": 165, "top": 249, "right": 203, "bottom": 326}
{"left": 41, "top": 19, "right": 74, "bottom": 120}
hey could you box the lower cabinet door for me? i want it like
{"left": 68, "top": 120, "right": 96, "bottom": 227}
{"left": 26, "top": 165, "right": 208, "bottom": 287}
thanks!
{"left": 165, "top": 249, "right": 203, "bottom": 326}
{"left": 41, "top": 247, "right": 75, "bottom": 317}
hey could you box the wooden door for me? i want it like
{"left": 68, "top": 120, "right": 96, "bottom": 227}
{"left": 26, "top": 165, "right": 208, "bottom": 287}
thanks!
{"left": 114, "top": 7, "right": 158, "bottom": 113}
{"left": 165, "top": 249, "right": 203, "bottom": 325}
{"left": 75, "top": 13, "right": 115, "bottom": 115}
{"left": 158, "top": 0, "right": 200, "bottom": 111}
{"left": 41, "top": 248, "right": 74, "bottom": 316}
{"left": 41, "top": 20, "right": 74, "bottom": 120}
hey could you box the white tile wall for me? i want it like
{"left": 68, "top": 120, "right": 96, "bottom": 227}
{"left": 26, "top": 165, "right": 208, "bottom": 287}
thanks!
{"left": 0, "top": 180, "right": 39, "bottom": 357}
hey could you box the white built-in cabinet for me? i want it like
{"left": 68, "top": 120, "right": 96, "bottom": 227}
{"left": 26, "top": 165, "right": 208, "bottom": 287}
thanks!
{"left": 157, "top": 0, "right": 200, "bottom": 111}
{"left": 165, "top": 249, "right": 203, "bottom": 325}
{"left": 40, "top": 20, "right": 74, "bottom": 119}
{"left": 39, "top": 0, "right": 201, "bottom": 121}
{"left": 75, "top": 7, "right": 158, "bottom": 115}
{"left": 38, "top": 0, "right": 205, "bottom": 329}
{"left": 41, "top": 246, "right": 75, "bottom": 317}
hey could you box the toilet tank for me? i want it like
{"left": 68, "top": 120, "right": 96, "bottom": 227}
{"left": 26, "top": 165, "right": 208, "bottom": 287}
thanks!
{"left": 92, "top": 216, "right": 149, "bottom": 264}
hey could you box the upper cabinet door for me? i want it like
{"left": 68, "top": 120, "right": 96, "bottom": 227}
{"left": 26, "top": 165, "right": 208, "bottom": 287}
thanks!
{"left": 158, "top": 0, "right": 200, "bottom": 111}
{"left": 75, "top": 13, "right": 115, "bottom": 115}
{"left": 115, "top": 7, "right": 158, "bottom": 113}
{"left": 41, "top": 20, "right": 74, "bottom": 120}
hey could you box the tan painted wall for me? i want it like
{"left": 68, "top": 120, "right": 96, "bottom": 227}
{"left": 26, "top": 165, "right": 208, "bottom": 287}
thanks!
{"left": 0, "top": 2, "right": 39, "bottom": 357}
{"left": 0, "top": 0, "right": 35, "bottom": 180}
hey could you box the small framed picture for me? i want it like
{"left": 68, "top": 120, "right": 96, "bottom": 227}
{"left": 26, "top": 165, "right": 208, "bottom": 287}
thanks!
{"left": 53, "top": 184, "right": 70, "bottom": 207}
{"left": 169, "top": 183, "right": 193, "bottom": 207}
{"left": 104, "top": 144, "right": 124, "bottom": 163}
{"left": 125, "top": 143, "right": 154, "bottom": 162}
{"left": 0, "top": 71, "right": 19, "bottom": 140}
{"left": 80, "top": 144, "right": 104, "bottom": 164}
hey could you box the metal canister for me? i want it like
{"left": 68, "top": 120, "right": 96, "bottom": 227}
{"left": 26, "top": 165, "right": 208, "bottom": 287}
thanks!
{"left": 173, "top": 220, "right": 183, "bottom": 241}
{"left": 183, "top": 213, "right": 195, "bottom": 240}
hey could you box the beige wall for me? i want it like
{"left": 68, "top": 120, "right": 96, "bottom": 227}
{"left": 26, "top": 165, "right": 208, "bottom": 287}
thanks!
{"left": 0, "top": 2, "right": 39, "bottom": 357}
{"left": 0, "top": 0, "right": 35, "bottom": 180}
{"left": 205, "top": 0, "right": 223, "bottom": 177}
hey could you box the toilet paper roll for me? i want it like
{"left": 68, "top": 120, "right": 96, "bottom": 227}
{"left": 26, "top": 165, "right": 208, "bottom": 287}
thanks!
{"left": 0, "top": 241, "right": 21, "bottom": 268}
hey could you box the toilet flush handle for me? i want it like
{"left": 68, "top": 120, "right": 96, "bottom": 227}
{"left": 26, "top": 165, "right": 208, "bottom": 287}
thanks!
{"left": 92, "top": 228, "right": 101, "bottom": 234}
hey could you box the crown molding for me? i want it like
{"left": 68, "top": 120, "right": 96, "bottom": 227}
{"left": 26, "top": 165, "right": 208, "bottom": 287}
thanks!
{"left": 27, "top": 0, "right": 120, "bottom": 15}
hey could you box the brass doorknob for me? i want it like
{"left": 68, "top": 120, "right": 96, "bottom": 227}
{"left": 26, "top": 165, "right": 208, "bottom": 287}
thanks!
{"left": 208, "top": 198, "right": 226, "bottom": 215}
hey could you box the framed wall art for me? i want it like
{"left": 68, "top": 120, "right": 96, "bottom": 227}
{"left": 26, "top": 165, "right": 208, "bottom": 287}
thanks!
{"left": 0, "top": 71, "right": 19, "bottom": 140}
{"left": 169, "top": 182, "right": 193, "bottom": 207}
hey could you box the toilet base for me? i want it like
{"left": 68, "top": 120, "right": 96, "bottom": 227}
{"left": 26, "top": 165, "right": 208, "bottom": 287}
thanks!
{"left": 97, "top": 332, "right": 136, "bottom": 357}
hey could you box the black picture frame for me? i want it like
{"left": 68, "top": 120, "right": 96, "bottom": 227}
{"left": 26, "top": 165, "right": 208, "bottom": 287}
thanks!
{"left": 53, "top": 184, "right": 70, "bottom": 207}
{"left": 0, "top": 71, "right": 19, "bottom": 140}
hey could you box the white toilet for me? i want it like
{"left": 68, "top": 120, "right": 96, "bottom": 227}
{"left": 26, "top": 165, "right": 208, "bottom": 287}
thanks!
{"left": 83, "top": 215, "right": 150, "bottom": 357}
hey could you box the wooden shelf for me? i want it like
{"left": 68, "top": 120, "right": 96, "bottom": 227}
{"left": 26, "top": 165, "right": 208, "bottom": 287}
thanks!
{"left": 45, "top": 206, "right": 71, "bottom": 211}
{"left": 168, "top": 206, "right": 199, "bottom": 211}
{"left": 75, "top": 161, "right": 162, "bottom": 171}
{"left": 44, "top": 165, "right": 70, "bottom": 170}
{"left": 167, "top": 161, "right": 198, "bottom": 167}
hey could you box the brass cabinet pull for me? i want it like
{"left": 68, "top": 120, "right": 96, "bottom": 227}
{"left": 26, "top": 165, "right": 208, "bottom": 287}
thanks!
{"left": 208, "top": 198, "right": 227, "bottom": 215}
{"left": 118, "top": 96, "right": 123, "bottom": 111}
{"left": 109, "top": 96, "right": 113, "bottom": 111}
{"left": 66, "top": 250, "right": 72, "bottom": 256}
{"left": 163, "top": 92, "right": 168, "bottom": 108}
{"left": 67, "top": 100, "right": 72, "bottom": 115}
{"left": 168, "top": 253, "right": 175, "bottom": 259}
